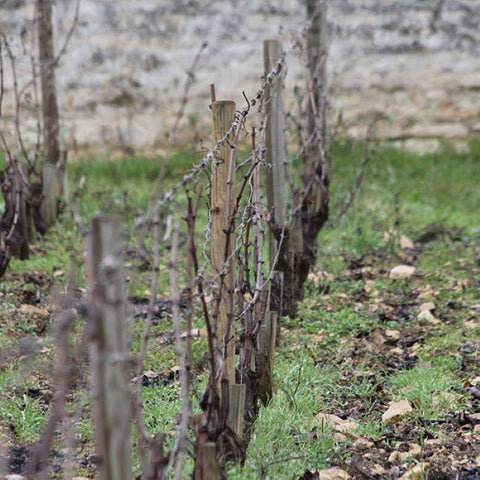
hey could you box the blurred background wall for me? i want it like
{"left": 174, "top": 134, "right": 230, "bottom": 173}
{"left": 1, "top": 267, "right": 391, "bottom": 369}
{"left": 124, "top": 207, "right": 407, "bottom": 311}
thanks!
{"left": 2, "top": 0, "right": 479, "bottom": 155}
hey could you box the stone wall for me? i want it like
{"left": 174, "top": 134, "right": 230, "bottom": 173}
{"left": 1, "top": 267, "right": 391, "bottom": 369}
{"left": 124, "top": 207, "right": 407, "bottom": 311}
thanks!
{"left": 1, "top": 0, "right": 479, "bottom": 154}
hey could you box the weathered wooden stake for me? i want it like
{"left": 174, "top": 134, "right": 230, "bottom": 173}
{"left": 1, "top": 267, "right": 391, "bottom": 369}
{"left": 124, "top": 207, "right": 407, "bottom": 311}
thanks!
{"left": 201, "top": 442, "right": 220, "bottom": 479}
{"left": 268, "top": 312, "right": 278, "bottom": 375}
{"left": 307, "top": 0, "right": 328, "bottom": 145}
{"left": 89, "top": 214, "right": 131, "bottom": 480}
{"left": 227, "top": 384, "right": 246, "bottom": 438}
{"left": 270, "top": 270, "right": 284, "bottom": 345}
{"left": 37, "top": 0, "right": 60, "bottom": 229}
{"left": 256, "top": 309, "right": 279, "bottom": 404}
{"left": 256, "top": 285, "right": 274, "bottom": 403}
{"left": 40, "top": 162, "right": 58, "bottom": 230}
{"left": 264, "top": 39, "right": 287, "bottom": 370}
{"left": 258, "top": 323, "right": 268, "bottom": 357}
{"left": 264, "top": 39, "right": 287, "bottom": 267}
{"left": 211, "top": 100, "right": 236, "bottom": 385}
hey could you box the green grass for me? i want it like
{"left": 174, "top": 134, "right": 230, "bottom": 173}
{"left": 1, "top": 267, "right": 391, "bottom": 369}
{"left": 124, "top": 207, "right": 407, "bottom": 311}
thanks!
{"left": 0, "top": 393, "right": 47, "bottom": 443}
{"left": 319, "top": 139, "right": 480, "bottom": 272}
{"left": 388, "top": 365, "right": 465, "bottom": 421}
{"left": 353, "top": 420, "right": 386, "bottom": 441}
{"left": 8, "top": 225, "right": 78, "bottom": 275}
{"left": 423, "top": 325, "right": 478, "bottom": 361}
{"left": 230, "top": 351, "right": 343, "bottom": 478}
{"left": 295, "top": 306, "right": 374, "bottom": 340}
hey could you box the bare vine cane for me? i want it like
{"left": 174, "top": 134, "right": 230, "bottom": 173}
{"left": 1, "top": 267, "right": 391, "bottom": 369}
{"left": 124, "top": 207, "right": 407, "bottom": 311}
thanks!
{"left": 24, "top": 269, "right": 78, "bottom": 478}
{"left": 167, "top": 220, "right": 192, "bottom": 479}
{"left": 131, "top": 209, "right": 163, "bottom": 472}
{"left": 150, "top": 41, "right": 209, "bottom": 204}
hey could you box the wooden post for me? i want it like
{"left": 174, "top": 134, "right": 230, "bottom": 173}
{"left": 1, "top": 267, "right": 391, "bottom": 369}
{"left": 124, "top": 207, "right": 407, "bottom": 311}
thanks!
{"left": 40, "top": 162, "right": 58, "bottom": 229}
{"left": 264, "top": 39, "right": 287, "bottom": 358}
{"left": 258, "top": 323, "right": 268, "bottom": 357}
{"left": 88, "top": 214, "right": 131, "bottom": 480}
{"left": 268, "top": 312, "right": 278, "bottom": 375}
{"left": 211, "top": 100, "right": 236, "bottom": 385}
{"left": 18, "top": 191, "right": 30, "bottom": 260}
{"left": 257, "top": 310, "right": 278, "bottom": 381}
{"left": 201, "top": 442, "right": 220, "bottom": 479}
{"left": 264, "top": 39, "right": 287, "bottom": 268}
{"left": 211, "top": 102, "right": 247, "bottom": 450}
{"left": 227, "top": 384, "right": 246, "bottom": 438}
{"left": 256, "top": 285, "right": 273, "bottom": 404}
{"left": 37, "top": 0, "right": 60, "bottom": 229}
{"left": 270, "top": 270, "right": 284, "bottom": 316}
{"left": 307, "top": 0, "right": 328, "bottom": 146}
{"left": 296, "top": 0, "right": 329, "bottom": 313}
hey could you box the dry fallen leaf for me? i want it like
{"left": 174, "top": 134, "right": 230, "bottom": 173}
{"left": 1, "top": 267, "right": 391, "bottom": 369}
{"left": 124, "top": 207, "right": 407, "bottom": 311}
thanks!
{"left": 463, "top": 319, "right": 478, "bottom": 329}
{"left": 469, "top": 377, "right": 480, "bottom": 386}
{"left": 399, "top": 462, "right": 429, "bottom": 480}
{"left": 388, "top": 450, "right": 409, "bottom": 463}
{"left": 6, "top": 329, "right": 20, "bottom": 338}
{"left": 334, "top": 432, "right": 349, "bottom": 443}
{"left": 315, "top": 413, "right": 359, "bottom": 438}
{"left": 419, "top": 302, "right": 435, "bottom": 312}
{"left": 352, "top": 370, "right": 375, "bottom": 378}
{"left": 409, "top": 342, "right": 423, "bottom": 353}
{"left": 381, "top": 399, "right": 413, "bottom": 423}
{"left": 384, "top": 230, "right": 395, "bottom": 241}
{"left": 455, "top": 278, "right": 471, "bottom": 289}
{"left": 383, "top": 230, "right": 414, "bottom": 249}
{"left": 19, "top": 304, "right": 49, "bottom": 317}
{"left": 370, "top": 328, "right": 388, "bottom": 346}
{"left": 180, "top": 327, "right": 207, "bottom": 338}
{"left": 311, "top": 329, "right": 326, "bottom": 343}
{"left": 371, "top": 464, "right": 387, "bottom": 475}
{"left": 385, "top": 329, "right": 400, "bottom": 341}
{"left": 351, "top": 438, "right": 374, "bottom": 448}
{"left": 318, "top": 467, "right": 350, "bottom": 480}
{"left": 418, "top": 309, "right": 440, "bottom": 324}
{"left": 363, "top": 280, "right": 379, "bottom": 296}
{"left": 408, "top": 443, "right": 422, "bottom": 456}
{"left": 432, "top": 392, "right": 460, "bottom": 407}
{"left": 400, "top": 235, "right": 414, "bottom": 249}
{"left": 426, "top": 438, "right": 443, "bottom": 445}
{"left": 389, "top": 265, "right": 416, "bottom": 279}
{"left": 308, "top": 271, "right": 332, "bottom": 285}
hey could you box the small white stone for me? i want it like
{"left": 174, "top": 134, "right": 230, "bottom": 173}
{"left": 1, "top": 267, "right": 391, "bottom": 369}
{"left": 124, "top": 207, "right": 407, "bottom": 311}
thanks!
{"left": 389, "top": 265, "right": 416, "bottom": 279}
